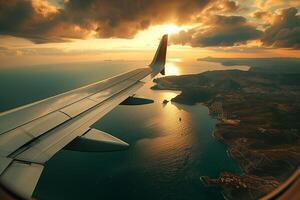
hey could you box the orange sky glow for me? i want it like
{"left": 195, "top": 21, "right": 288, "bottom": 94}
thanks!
{"left": 0, "top": 0, "right": 300, "bottom": 67}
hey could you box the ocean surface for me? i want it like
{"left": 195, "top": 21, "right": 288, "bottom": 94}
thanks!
{"left": 0, "top": 59, "right": 248, "bottom": 200}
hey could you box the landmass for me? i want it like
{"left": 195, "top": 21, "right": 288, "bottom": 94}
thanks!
{"left": 151, "top": 69, "right": 300, "bottom": 199}
{"left": 199, "top": 57, "right": 300, "bottom": 73}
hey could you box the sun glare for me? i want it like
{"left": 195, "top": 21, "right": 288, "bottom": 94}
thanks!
{"left": 165, "top": 62, "right": 181, "bottom": 75}
{"left": 163, "top": 24, "right": 183, "bottom": 34}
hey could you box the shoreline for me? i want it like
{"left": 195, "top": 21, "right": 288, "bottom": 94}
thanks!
{"left": 151, "top": 69, "right": 300, "bottom": 199}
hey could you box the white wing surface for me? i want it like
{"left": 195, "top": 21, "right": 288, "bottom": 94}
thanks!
{"left": 0, "top": 35, "right": 168, "bottom": 198}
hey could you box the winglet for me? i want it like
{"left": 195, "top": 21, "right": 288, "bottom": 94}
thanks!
{"left": 149, "top": 34, "right": 168, "bottom": 75}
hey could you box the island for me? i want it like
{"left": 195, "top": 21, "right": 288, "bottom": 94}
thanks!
{"left": 151, "top": 69, "right": 300, "bottom": 199}
{"left": 163, "top": 99, "right": 169, "bottom": 103}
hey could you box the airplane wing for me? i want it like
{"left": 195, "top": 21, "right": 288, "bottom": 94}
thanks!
{"left": 0, "top": 34, "right": 168, "bottom": 198}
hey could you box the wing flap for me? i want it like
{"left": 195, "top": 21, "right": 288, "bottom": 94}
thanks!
{"left": 0, "top": 157, "right": 12, "bottom": 174}
{"left": 0, "top": 128, "right": 33, "bottom": 157}
{"left": 0, "top": 161, "right": 43, "bottom": 198}
{"left": 0, "top": 111, "right": 70, "bottom": 157}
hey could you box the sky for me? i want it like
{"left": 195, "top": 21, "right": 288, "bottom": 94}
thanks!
{"left": 0, "top": 0, "right": 300, "bottom": 67}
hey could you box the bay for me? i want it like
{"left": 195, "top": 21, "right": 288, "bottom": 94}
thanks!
{"left": 0, "top": 59, "right": 248, "bottom": 200}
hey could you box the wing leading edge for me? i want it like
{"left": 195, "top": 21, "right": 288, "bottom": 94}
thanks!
{"left": 0, "top": 34, "right": 168, "bottom": 198}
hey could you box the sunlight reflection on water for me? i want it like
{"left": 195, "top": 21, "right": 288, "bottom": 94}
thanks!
{"left": 165, "top": 62, "right": 181, "bottom": 75}
{"left": 0, "top": 59, "right": 246, "bottom": 200}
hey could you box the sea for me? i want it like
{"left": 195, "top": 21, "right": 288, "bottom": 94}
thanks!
{"left": 0, "top": 59, "right": 249, "bottom": 200}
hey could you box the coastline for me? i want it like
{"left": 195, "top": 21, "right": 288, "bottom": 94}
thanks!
{"left": 151, "top": 69, "right": 300, "bottom": 199}
{"left": 200, "top": 104, "right": 280, "bottom": 200}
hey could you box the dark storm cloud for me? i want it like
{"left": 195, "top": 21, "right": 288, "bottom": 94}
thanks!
{"left": 262, "top": 7, "right": 300, "bottom": 49}
{"left": 171, "top": 15, "right": 263, "bottom": 47}
{"left": 0, "top": 0, "right": 222, "bottom": 43}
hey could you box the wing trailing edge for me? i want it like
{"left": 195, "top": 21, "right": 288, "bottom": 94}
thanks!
{"left": 0, "top": 161, "right": 43, "bottom": 199}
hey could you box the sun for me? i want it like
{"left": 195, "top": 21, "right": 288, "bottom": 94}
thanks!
{"left": 163, "top": 24, "right": 182, "bottom": 34}
{"left": 165, "top": 62, "right": 180, "bottom": 75}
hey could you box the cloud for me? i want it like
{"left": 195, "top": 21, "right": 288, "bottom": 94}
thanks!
{"left": 1, "top": 0, "right": 299, "bottom": 51}
{"left": 262, "top": 7, "right": 300, "bottom": 49}
{"left": 171, "top": 15, "right": 263, "bottom": 47}
{"left": 171, "top": 6, "right": 300, "bottom": 50}
{"left": 0, "top": 0, "right": 91, "bottom": 43}
{"left": 255, "top": 0, "right": 300, "bottom": 9}
{"left": 204, "top": 0, "right": 239, "bottom": 13}
{"left": 1, "top": 0, "right": 229, "bottom": 43}
{"left": 253, "top": 10, "right": 272, "bottom": 20}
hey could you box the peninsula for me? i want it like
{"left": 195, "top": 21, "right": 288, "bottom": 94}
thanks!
{"left": 152, "top": 69, "right": 300, "bottom": 199}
